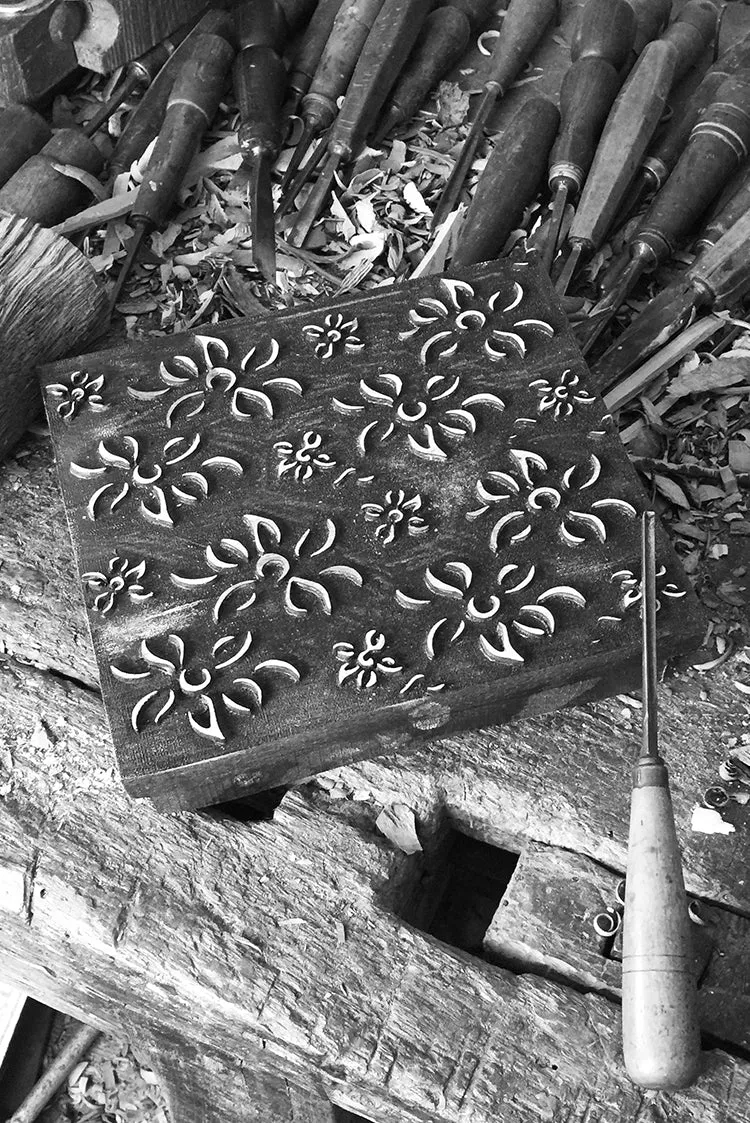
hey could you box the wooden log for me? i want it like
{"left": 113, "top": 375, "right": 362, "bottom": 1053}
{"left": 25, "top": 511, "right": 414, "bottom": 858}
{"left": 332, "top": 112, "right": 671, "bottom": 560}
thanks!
{"left": 1, "top": 657, "right": 749, "bottom": 1123}
{"left": 483, "top": 841, "right": 750, "bottom": 1051}
{"left": 0, "top": 214, "right": 106, "bottom": 464}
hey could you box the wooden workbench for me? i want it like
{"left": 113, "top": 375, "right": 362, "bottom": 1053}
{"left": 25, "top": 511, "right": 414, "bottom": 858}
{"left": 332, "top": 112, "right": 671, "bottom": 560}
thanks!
{"left": 1, "top": 428, "right": 749, "bottom": 1122}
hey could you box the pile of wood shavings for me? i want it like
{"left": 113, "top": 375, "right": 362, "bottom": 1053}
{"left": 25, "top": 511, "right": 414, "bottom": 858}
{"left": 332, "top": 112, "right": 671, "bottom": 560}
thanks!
{"left": 39, "top": 1025, "right": 167, "bottom": 1123}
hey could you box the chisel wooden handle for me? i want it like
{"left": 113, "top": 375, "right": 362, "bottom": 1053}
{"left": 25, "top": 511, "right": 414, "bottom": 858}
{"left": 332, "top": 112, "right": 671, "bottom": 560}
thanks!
{"left": 132, "top": 32, "right": 235, "bottom": 230}
{"left": 302, "top": 0, "right": 386, "bottom": 132}
{"left": 635, "top": 74, "right": 750, "bottom": 264}
{"left": 660, "top": 0, "right": 718, "bottom": 85}
{"left": 0, "top": 106, "right": 50, "bottom": 189}
{"left": 549, "top": 0, "right": 635, "bottom": 193}
{"left": 330, "top": 0, "right": 433, "bottom": 160}
{"left": 569, "top": 39, "right": 676, "bottom": 252}
{"left": 638, "top": 69, "right": 725, "bottom": 195}
{"left": 0, "top": 129, "right": 103, "bottom": 228}
{"left": 696, "top": 161, "right": 750, "bottom": 251}
{"left": 626, "top": 0, "right": 671, "bottom": 55}
{"left": 484, "top": 0, "right": 557, "bottom": 95}
{"left": 278, "top": 0, "right": 319, "bottom": 34}
{"left": 374, "top": 7, "right": 471, "bottom": 140}
{"left": 453, "top": 97, "right": 560, "bottom": 266}
{"left": 234, "top": 0, "right": 288, "bottom": 160}
{"left": 622, "top": 754, "right": 701, "bottom": 1088}
{"left": 287, "top": 0, "right": 345, "bottom": 108}
{"left": 690, "top": 204, "right": 750, "bottom": 306}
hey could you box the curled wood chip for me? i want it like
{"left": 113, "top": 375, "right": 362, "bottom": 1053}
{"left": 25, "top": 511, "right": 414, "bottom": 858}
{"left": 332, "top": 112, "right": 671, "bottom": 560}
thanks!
{"left": 375, "top": 803, "right": 422, "bottom": 854}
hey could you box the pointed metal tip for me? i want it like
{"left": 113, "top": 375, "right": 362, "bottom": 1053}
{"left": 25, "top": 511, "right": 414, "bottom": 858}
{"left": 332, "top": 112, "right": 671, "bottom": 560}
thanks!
{"left": 277, "top": 136, "right": 328, "bottom": 220}
{"left": 540, "top": 184, "right": 569, "bottom": 275}
{"left": 279, "top": 120, "right": 316, "bottom": 194}
{"left": 289, "top": 156, "right": 339, "bottom": 247}
{"left": 249, "top": 155, "right": 277, "bottom": 283}
{"left": 106, "top": 220, "right": 147, "bottom": 319}
{"left": 371, "top": 105, "right": 400, "bottom": 149}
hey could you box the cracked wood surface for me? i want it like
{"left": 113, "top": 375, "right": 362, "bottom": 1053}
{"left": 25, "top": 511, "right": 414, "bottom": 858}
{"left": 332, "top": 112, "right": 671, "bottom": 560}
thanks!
{"left": 1, "top": 435, "right": 750, "bottom": 1120}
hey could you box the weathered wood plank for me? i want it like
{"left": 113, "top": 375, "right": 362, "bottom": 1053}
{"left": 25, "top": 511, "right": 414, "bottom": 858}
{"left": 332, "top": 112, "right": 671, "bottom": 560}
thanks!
{"left": 0, "top": 657, "right": 749, "bottom": 1123}
{"left": 483, "top": 841, "right": 750, "bottom": 1050}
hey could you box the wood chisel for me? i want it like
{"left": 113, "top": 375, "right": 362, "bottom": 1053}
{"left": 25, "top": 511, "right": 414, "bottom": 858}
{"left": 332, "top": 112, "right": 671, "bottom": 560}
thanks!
{"left": 430, "top": 0, "right": 557, "bottom": 232}
{"left": 233, "top": 0, "right": 288, "bottom": 283}
{"left": 106, "top": 28, "right": 236, "bottom": 313}
{"left": 109, "top": 9, "right": 236, "bottom": 180}
{"left": 578, "top": 72, "right": 750, "bottom": 355}
{"left": 371, "top": 0, "right": 495, "bottom": 145}
{"left": 556, "top": 0, "right": 719, "bottom": 294}
{"left": 285, "top": 0, "right": 347, "bottom": 118}
{"left": 592, "top": 204, "right": 750, "bottom": 393}
{"left": 278, "top": 0, "right": 386, "bottom": 196}
{"left": 452, "top": 96, "right": 560, "bottom": 266}
{"left": 540, "top": 0, "right": 636, "bottom": 272}
{"left": 289, "top": 0, "right": 434, "bottom": 246}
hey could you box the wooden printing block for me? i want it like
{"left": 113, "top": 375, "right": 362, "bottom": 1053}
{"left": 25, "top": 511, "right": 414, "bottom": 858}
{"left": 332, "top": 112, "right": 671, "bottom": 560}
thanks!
{"left": 38, "top": 260, "right": 703, "bottom": 810}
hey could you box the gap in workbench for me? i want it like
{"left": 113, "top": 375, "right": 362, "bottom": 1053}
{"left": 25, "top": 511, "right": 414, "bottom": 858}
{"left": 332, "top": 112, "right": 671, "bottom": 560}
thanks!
{"left": 409, "top": 830, "right": 520, "bottom": 957}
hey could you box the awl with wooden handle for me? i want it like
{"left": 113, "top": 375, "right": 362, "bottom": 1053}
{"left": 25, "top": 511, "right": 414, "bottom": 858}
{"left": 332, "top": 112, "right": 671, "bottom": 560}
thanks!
{"left": 431, "top": 0, "right": 558, "bottom": 231}
{"left": 285, "top": 0, "right": 346, "bottom": 116}
{"left": 622, "top": 510, "right": 701, "bottom": 1090}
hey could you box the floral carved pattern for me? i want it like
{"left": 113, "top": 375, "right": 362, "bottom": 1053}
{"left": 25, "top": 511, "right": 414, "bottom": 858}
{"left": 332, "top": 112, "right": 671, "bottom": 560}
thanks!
{"left": 396, "top": 561, "right": 586, "bottom": 665}
{"left": 70, "top": 434, "right": 242, "bottom": 526}
{"left": 398, "top": 278, "right": 555, "bottom": 365}
{"left": 127, "top": 334, "right": 301, "bottom": 427}
{"left": 333, "top": 371, "right": 505, "bottom": 462}
{"left": 46, "top": 370, "right": 108, "bottom": 421}
{"left": 274, "top": 431, "right": 337, "bottom": 481}
{"left": 111, "top": 631, "right": 300, "bottom": 741}
{"left": 82, "top": 556, "right": 153, "bottom": 613}
{"left": 468, "top": 450, "right": 637, "bottom": 548}
{"left": 598, "top": 566, "right": 687, "bottom": 627}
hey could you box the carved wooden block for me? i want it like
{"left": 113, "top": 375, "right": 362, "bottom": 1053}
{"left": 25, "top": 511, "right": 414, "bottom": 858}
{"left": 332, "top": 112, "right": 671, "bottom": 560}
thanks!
{"left": 39, "top": 261, "right": 702, "bottom": 810}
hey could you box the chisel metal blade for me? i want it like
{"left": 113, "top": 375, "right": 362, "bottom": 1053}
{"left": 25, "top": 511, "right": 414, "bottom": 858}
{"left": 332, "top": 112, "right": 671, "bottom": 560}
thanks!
{"left": 250, "top": 154, "right": 277, "bottom": 283}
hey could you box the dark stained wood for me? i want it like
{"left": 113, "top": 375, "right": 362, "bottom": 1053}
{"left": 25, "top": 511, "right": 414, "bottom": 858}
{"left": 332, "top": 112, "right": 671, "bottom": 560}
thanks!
{"left": 38, "top": 260, "right": 703, "bottom": 809}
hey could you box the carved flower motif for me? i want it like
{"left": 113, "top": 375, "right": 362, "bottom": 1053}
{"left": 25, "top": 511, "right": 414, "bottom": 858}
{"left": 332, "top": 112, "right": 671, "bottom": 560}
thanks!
{"left": 128, "top": 334, "right": 300, "bottom": 427}
{"left": 82, "top": 555, "right": 153, "bottom": 614}
{"left": 333, "top": 370, "right": 504, "bottom": 462}
{"left": 529, "top": 368, "right": 596, "bottom": 419}
{"left": 70, "top": 434, "right": 242, "bottom": 526}
{"left": 274, "top": 431, "right": 337, "bottom": 481}
{"left": 597, "top": 566, "right": 687, "bottom": 627}
{"left": 333, "top": 630, "right": 402, "bottom": 690}
{"left": 110, "top": 631, "right": 300, "bottom": 742}
{"left": 398, "top": 277, "right": 555, "bottom": 365}
{"left": 171, "top": 515, "right": 362, "bottom": 622}
{"left": 361, "top": 489, "right": 430, "bottom": 544}
{"left": 46, "top": 370, "right": 108, "bottom": 421}
{"left": 396, "top": 561, "right": 585, "bottom": 665}
{"left": 468, "top": 449, "right": 637, "bottom": 549}
{"left": 303, "top": 313, "right": 363, "bottom": 360}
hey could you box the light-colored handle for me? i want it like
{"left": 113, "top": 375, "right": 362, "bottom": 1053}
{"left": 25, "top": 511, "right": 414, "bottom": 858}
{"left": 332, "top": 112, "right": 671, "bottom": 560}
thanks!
{"left": 622, "top": 760, "right": 701, "bottom": 1089}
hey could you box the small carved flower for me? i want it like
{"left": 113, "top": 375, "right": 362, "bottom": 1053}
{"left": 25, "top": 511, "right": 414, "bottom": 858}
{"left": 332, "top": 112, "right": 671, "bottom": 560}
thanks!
{"left": 82, "top": 556, "right": 153, "bottom": 614}
{"left": 274, "top": 431, "right": 337, "bottom": 482}
{"left": 598, "top": 566, "right": 687, "bottom": 626}
{"left": 303, "top": 313, "right": 363, "bottom": 360}
{"left": 46, "top": 370, "right": 108, "bottom": 421}
{"left": 361, "top": 490, "right": 430, "bottom": 544}
{"left": 529, "top": 368, "right": 596, "bottom": 419}
{"left": 333, "top": 629, "right": 403, "bottom": 690}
